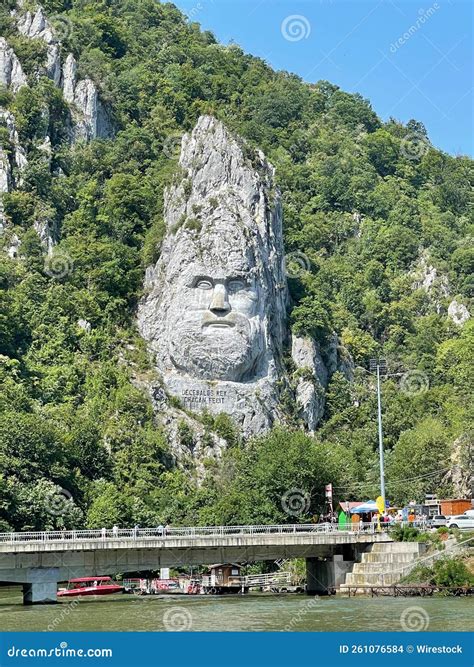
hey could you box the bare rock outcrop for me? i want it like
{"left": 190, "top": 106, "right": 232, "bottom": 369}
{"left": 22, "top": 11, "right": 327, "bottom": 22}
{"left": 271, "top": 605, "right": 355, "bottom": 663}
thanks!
{"left": 291, "top": 336, "right": 327, "bottom": 430}
{"left": 61, "top": 54, "right": 113, "bottom": 142}
{"left": 0, "top": 108, "right": 28, "bottom": 230}
{"left": 447, "top": 299, "right": 470, "bottom": 326}
{"left": 17, "top": 6, "right": 61, "bottom": 86}
{"left": 411, "top": 251, "right": 450, "bottom": 312}
{"left": 0, "top": 38, "right": 27, "bottom": 92}
{"left": 444, "top": 434, "right": 473, "bottom": 499}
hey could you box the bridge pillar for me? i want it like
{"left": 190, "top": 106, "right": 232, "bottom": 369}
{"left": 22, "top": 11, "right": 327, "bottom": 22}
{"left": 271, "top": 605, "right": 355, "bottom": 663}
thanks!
{"left": 306, "top": 555, "right": 355, "bottom": 595}
{"left": 22, "top": 569, "right": 59, "bottom": 605}
{"left": 23, "top": 582, "right": 57, "bottom": 605}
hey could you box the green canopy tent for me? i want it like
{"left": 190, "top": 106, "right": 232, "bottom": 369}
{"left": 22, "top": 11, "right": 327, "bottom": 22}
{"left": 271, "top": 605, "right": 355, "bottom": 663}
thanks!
{"left": 338, "top": 510, "right": 349, "bottom": 530}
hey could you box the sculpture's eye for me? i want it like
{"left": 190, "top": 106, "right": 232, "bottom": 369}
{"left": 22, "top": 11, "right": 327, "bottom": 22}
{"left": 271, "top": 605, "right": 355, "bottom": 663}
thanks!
{"left": 196, "top": 279, "right": 213, "bottom": 290}
{"left": 228, "top": 279, "right": 246, "bottom": 293}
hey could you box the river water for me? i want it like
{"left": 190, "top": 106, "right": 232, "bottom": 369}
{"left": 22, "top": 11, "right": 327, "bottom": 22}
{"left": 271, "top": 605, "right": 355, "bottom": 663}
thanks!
{"left": 0, "top": 587, "right": 472, "bottom": 632}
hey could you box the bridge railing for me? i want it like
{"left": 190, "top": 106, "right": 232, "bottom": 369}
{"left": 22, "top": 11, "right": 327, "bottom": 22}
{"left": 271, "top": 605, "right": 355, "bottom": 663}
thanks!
{"left": 0, "top": 522, "right": 395, "bottom": 545}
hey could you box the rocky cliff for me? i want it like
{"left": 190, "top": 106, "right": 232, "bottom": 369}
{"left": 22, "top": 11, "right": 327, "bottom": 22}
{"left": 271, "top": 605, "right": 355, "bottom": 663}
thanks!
{"left": 137, "top": 115, "right": 352, "bottom": 460}
{"left": 1, "top": 2, "right": 113, "bottom": 249}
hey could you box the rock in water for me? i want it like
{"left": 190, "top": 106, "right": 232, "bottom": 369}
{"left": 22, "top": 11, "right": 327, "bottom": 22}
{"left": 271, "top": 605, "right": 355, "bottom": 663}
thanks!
{"left": 138, "top": 115, "right": 289, "bottom": 436}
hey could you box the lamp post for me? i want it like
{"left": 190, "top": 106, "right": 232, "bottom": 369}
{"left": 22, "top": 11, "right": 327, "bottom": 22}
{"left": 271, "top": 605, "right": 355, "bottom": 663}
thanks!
{"left": 369, "top": 359, "right": 386, "bottom": 508}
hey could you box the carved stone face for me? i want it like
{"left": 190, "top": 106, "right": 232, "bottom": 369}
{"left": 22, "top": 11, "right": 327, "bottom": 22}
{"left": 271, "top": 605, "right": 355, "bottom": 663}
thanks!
{"left": 163, "top": 253, "right": 267, "bottom": 381}
{"left": 138, "top": 115, "right": 289, "bottom": 417}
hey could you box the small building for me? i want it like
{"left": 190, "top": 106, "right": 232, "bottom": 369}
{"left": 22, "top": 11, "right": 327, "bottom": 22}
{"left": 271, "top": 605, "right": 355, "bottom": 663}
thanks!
{"left": 440, "top": 499, "right": 472, "bottom": 516}
{"left": 201, "top": 564, "right": 244, "bottom": 594}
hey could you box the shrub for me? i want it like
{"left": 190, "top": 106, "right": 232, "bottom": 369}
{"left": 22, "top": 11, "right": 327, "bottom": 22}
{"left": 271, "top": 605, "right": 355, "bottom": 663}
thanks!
{"left": 431, "top": 558, "right": 474, "bottom": 588}
{"left": 391, "top": 525, "right": 420, "bottom": 542}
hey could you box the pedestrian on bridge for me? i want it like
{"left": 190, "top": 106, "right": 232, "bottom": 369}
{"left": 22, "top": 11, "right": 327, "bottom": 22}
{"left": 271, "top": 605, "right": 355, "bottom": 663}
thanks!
{"left": 112, "top": 525, "right": 119, "bottom": 537}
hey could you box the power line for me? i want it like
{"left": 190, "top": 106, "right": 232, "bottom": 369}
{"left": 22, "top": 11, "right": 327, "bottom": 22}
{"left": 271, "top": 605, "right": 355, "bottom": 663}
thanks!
{"left": 332, "top": 466, "right": 453, "bottom": 491}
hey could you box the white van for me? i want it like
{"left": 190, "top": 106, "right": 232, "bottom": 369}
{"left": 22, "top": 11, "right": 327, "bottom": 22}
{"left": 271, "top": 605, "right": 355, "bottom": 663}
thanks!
{"left": 446, "top": 514, "right": 474, "bottom": 529}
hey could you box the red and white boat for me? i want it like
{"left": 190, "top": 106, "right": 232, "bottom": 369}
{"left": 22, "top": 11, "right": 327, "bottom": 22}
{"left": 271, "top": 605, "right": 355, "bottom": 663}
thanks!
{"left": 58, "top": 576, "right": 124, "bottom": 598}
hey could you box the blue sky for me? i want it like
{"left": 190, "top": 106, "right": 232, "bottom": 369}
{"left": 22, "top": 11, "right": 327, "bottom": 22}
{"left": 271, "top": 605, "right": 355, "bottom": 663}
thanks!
{"left": 172, "top": 0, "right": 473, "bottom": 156}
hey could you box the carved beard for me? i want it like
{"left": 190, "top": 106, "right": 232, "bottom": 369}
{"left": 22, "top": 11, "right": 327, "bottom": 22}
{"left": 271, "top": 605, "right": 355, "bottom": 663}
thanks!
{"left": 168, "top": 313, "right": 265, "bottom": 381}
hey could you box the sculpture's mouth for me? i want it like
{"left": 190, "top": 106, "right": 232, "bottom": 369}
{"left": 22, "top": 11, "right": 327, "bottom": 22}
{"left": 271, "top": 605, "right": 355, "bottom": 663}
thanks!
{"left": 203, "top": 320, "right": 235, "bottom": 329}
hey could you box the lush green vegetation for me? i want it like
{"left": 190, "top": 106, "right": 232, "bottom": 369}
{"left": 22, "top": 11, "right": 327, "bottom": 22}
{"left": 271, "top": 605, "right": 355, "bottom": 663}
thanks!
{"left": 402, "top": 556, "right": 474, "bottom": 588}
{"left": 0, "top": 0, "right": 472, "bottom": 531}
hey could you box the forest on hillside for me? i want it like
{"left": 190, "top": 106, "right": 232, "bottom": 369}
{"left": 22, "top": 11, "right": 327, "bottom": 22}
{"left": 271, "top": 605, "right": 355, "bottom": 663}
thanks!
{"left": 0, "top": 0, "right": 472, "bottom": 531}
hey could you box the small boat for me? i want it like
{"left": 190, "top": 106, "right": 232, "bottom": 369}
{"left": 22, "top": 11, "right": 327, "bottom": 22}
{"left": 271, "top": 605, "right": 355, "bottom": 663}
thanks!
{"left": 58, "top": 576, "right": 124, "bottom": 598}
{"left": 154, "top": 578, "right": 181, "bottom": 593}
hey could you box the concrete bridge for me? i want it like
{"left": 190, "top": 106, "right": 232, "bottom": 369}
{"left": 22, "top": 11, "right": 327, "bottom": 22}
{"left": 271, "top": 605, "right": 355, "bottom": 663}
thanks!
{"left": 0, "top": 524, "right": 392, "bottom": 603}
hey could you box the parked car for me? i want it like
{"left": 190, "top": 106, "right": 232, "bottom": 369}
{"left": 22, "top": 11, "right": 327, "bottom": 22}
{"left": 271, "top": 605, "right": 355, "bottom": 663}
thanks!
{"left": 428, "top": 515, "right": 447, "bottom": 528}
{"left": 446, "top": 515, "right": 474, "bottom": 530}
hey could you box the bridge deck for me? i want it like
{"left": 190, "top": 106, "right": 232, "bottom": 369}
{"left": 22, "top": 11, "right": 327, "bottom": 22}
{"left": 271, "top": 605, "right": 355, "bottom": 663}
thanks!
{"left": 0, "top": 524, "right": 390, "bottom": 554}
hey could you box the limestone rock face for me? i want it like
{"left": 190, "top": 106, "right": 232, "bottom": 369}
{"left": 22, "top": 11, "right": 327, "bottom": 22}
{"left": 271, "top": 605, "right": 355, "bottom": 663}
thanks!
{"left": 444, "top": 434, "right": 473, "bottom": 499}
{"left": 6, "top": 233, "right": 21, "bottom": 259}
{"left": 411, "top": 251, "right": 449, "bottom": 312}
{"left": 62, "top": 53, "right": 76, "bottom": 104}
{"left": 0, "top": 108, "right": 28, "bottom": 176}
{"left": 138, "top": 115, "right": 289, "bottom": 436}
{"left": 291, "top": 336, "right": 327, "bottom": 431}
{"left": 326, "top": 332, "right": 354, "bottom": 382}
{"left": 62, "top": 55, "right": 113, "bottom": 142}
{"left": 0, "top": 108, "right": 28, "bottom": 228}
{"left": 33, "top": 217, "right": 55, "bottom": 254}
{"left": 448, "top": 299, "right": 470, "bottom": 326}
{"left": 17, "top": 7, "right": 61, "bottom": 86}
{"left": 0, "top": 38, "right": 27, "bottom": 93}
{"left": 72, "top": 79, "right": 113, "bottom": 141}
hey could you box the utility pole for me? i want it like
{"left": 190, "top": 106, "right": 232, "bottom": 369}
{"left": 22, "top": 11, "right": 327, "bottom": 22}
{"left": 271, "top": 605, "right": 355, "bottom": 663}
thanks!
{"left": 370, "top": 359, "right": 387, "bottom": 510}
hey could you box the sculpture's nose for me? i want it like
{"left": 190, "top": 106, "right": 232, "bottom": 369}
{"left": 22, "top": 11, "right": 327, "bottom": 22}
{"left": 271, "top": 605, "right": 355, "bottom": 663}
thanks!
{"left": 209, "top": 283, "right": 230, "bottom": 314}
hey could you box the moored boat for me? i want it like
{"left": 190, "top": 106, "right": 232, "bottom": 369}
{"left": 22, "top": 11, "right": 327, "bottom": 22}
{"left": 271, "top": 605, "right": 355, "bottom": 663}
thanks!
{"left": 58, "top": 576, "right": 124, "bottom": 598}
